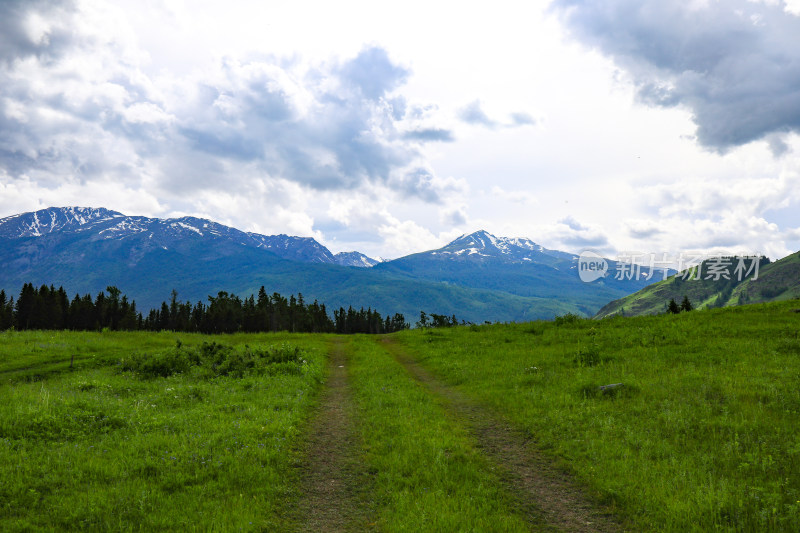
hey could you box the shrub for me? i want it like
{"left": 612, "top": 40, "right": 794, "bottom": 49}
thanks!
{"left": 120, "top": 341, "right": 307, "bottom": 379}
{"left": 120, "top": 348, "right": 197, "bottom": 378}
{"left": 554, "top": 313, "right": 583, "bottom": 326}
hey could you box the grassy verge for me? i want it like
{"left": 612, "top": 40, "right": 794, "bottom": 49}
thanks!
{"left": 0, "top": 330, "right": 327, "bottom": 531}
{"left": 347, "top": 335, "right": 531, "bottom": 532}
{"left": 391, "top": 300, "right": 800, "bottom": 531}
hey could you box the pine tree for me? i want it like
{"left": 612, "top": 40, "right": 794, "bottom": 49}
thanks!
{"left": 667, "top": 298, "right": 681, "bottom": 314}
{"left": 16, "top": 283, "right": 36, "bottom": 329}
{"left": 0, "top": 290, "right": 9, "bottom": 330}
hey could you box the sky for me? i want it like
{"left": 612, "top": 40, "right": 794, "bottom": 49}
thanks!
{"left": 1, "top": 0, "right": 800, "bottom": 261}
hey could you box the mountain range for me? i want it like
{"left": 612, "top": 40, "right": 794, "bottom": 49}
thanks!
{"left": 0, "top": 207, "right": 378, "bottom": 268}
{"left": 0, "top": 207, "right": 661, "bottom": 322}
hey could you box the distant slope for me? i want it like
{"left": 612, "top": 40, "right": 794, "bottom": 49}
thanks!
{"left": 733, "top": 251, "right": 800, "bottom": 303}
{"left": 375, "top": 230, "right": 664, "bottom": 316}
{"left": 594, "top": 252, "right": 799, "bottom": 318}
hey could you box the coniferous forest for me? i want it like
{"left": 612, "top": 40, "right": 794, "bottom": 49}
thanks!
{"left": 0, "top": 283, "right": 409, "bottom": 334}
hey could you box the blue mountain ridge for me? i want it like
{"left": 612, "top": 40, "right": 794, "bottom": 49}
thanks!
{"left": 0, "top": 207, "right": 660, "bottom": 322}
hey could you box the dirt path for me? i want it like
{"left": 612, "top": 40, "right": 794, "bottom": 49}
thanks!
{"left": 297, "top": 338, "right": 372, "bottom": 532}
{"left": 380, "top": 337, "right": 625, "bottom": 533}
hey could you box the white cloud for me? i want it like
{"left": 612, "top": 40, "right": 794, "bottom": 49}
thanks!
{"left": 491, "top": 186, "right": 538, "bottom": 205}
{"left": 0, "top": 0, "right": 798, "bottom": 263}
{"left": 378, "top": 219, "right": 442, "bottom": 257}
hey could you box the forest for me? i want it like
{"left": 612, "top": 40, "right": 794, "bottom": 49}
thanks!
{"left": 0, "top": 283, "right": 409, "bottom": 334}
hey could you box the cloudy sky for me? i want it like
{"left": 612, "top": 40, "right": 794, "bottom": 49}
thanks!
{"left": 2, "top": 0, "right": 800, "bottom": 260}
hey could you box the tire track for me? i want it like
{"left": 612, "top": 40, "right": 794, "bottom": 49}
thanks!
{"left": 297, "top": 338, "right": 372, "bottom": 532}
{"left": 380, "top": 337, "right": 626, "bottom": 533}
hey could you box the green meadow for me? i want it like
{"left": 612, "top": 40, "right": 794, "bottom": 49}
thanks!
{"left": 394, "top": 300, "right": 800, "bottom": 531}
{"left": 1, "top": 300, "right": 799, "bottom": 531}
{"left": 0, "top": 330, "right": 328, "bottom": 531}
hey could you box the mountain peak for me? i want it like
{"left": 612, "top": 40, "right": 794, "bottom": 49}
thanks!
{"left": 333, "top": 251, "right": 380, "bottom": 268}
{"left": 425, "top": 229, "right": 574, "bottom": 265}
{"left": 0, "top": 206, "right": 123, "bottom": 239}
{"left": 445, "top": 229, "right": 540, "bottom": 252}
{"left": 448, "top": 229, "right": 499, "bottom": 249}
{"left": 463, "top": 229, "right": 495, "bottom": 239}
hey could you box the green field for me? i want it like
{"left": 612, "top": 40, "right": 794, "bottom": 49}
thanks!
{"left": 0, "top": 330, "right": 328, "bottom": 530}
{"left": 2, "top": 300, "right": 800, "bottom": 531}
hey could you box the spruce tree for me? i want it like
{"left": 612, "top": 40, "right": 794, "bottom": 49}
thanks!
{"left": 667, "top": 298, "right": 681, "bottom": 314}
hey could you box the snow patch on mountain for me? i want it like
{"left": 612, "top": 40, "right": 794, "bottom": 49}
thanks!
{"left": 0, "top": 207, "right": 121, "bottom": 239}
{"left": 433, "top": 230, "right": 577, "bottom": 264}
{"left": 333, "top": 251, "right": 380, "bottom": 267}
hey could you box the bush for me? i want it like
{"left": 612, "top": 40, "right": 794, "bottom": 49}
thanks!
{"left": 120, "top": 348, "right": 197, "bottom": 378}
{"left": 120, "top": 341, "right": 307, "bottom": 379}
{"left": 554, "top": 313, "right": 583, "bottom": 326}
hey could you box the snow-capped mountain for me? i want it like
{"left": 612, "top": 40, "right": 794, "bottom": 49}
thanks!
{"left": 0, "top": 206, "right": 587, "bottom": 322}
{"left": 0, "top": 207, "right": 377, "bottom": 267}
{"left": 333, "top": 251, "right": 380, "bottom": 268}
{"left": 432, "top": 229, "right": 577, "bottom": 264}
{"left": 374, "top": 229, "right": 659, "bottom": 316}
{"left": 0, "top": 207, "right": 662, "bottom": 321}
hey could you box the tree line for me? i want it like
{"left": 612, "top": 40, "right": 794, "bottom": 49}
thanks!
{"left": 0, "top": 283, "right": 409, "bottom": 334}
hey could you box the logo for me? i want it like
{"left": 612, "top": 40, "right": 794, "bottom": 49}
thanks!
{"left": 578, "top": 250, "right": 608, "bottom": 283}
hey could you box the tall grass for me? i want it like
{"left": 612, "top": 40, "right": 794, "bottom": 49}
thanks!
{"left": 347, "top": 336, "right": 531, "bottom": 531}
{"left": 0, "top": 330, "right": 327, "bottom": 531}
{"left": 393, "top": 301, "right": 800, "bottom": 531}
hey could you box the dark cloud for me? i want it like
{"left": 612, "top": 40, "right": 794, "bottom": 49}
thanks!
{"left": 767, "top": 133, "right": 791, "bottom": 157}
{"left": 552, "top": 0, "right": 800, "bottom": 152}
{"left": 0, "top": 0, "right": 79, "bottom": 64}
{"left": 393, "top": 168, "right": 444, "bottom": 203}
{"left": 442, "top": 206, "right": 467, "bottom": 226}
{"left": 458, "top": 100, "right": 497, "bottom": 128}
{"left": 402, "top": 128, "right": 455, "bottom": 142}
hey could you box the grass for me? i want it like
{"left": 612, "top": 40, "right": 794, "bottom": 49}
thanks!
{"left": 0, "top": 330, "right": 327, "bottom": 531}
{"left": 3, "top": 299, "right": 800, "bottom": 531}
{"left": 346, "top": 336, "right": 532, "bottom": 531}
{"left": 391, "top": 299, "right": 800, "bottom": 531}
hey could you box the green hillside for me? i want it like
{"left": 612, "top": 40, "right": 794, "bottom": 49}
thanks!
{"left": 595, "top": 251, "right": 799, "bottom": 318}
